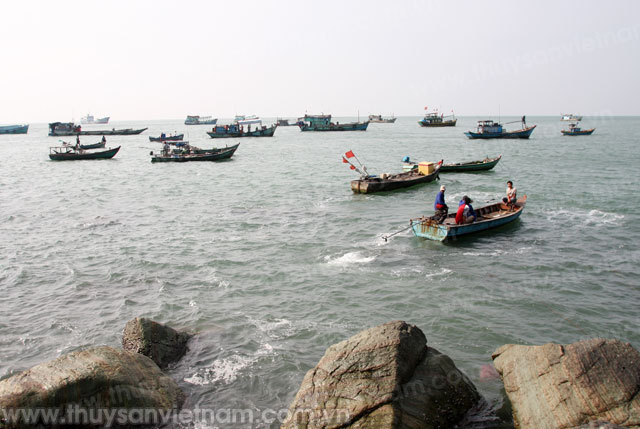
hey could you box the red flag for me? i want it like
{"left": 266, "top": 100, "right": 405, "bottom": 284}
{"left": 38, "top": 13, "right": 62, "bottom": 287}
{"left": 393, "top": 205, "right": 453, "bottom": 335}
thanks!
{"left": 342, "top": 157, "right": 348, "bottom": 163}
{"left": 345, "top": 150, "right": 355, "bottom": 158}
{"left": 350, "top": 165, "right": 356, "bottom": 170}
{"left": 424, "top": 106, "right": 428, "bottom": 110}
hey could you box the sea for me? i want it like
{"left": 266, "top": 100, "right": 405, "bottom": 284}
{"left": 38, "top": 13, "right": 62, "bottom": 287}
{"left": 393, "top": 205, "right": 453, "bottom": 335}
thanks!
{"left": 1, "top": 116, "right": 639, "bottom": 427}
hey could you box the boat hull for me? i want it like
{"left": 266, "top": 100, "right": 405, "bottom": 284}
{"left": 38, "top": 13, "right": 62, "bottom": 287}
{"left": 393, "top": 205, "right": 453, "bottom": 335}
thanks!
{"left": 151, "top": 144, "right": 238, "bottom": 162}
{"left": 299, "top": 122, "right": 369, "bottom": 131}
{"left": 561, "top": 128, "right": 595, "bottom": 136}
{"left": 206, "top": 126, "right": 276, "bottom": 138}
{"left": 465, "top": 125, "right": 536, "bottom": 139}
{"left": 49, "top": 146, "right": 121, "bottom": 161}
{"left": 411, "top": 196, "right": 526, "bottom": 241}
{"left": 149, "top": 134, "right": 184, "bottom": 142}
{"left": 79, "top": 142, "right": 106, "bottom": 150}
{"left": 50, "top": 128, "right": 147, "bottom": 136}
{"left": 0, "top": 124, "right": 29, "bottom": 134}
{"left": 351, "top": 162, "right": 442, "bottom": 194}
{"left": 418, "top": 119, "right": 457, "bottom": 127}
{"left": 440, "top": 155, "right": 501, "bottom": 172}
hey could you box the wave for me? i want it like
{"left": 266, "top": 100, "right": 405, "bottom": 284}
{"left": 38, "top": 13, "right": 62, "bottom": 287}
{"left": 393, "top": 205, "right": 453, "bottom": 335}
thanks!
{"left": 546, "top": 208, "right": 624, "bottom": 227}
{"left": 425, "top": 268, "right": 453, "bottom": 278}
{"left": 586, "top": 209, "right": 625, "bottom": 226}
{"left": 325, "top": 251, "right": 376, "bottom": 266}
{"left": 462, "top": 247, "right": 532, "bottom": 257}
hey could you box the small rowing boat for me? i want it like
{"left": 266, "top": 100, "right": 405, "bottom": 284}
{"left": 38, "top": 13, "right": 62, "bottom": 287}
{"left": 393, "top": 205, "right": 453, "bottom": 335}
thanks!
{"left": 49, "top": 146, "right": 120, "bottom": 161}
{"left": 351, "top": 160, "right": 442, "bottom": 194}
{"left": 150, "top": 143, "right": 239, "bottom": 162}
{"left": 149, "top": 133, "right": 184, "bottom": 142}
{"left": 410, "top": 196, "right": 527, "bottom": 241}
{"left": 440, "top": 155, "right": 502, "bottom": 172}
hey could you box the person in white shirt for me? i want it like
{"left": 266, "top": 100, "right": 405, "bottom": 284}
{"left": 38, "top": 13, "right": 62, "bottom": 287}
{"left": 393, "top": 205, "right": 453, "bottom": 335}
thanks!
{"left": 503, "top": 181, "right": 517, "bottom": 205}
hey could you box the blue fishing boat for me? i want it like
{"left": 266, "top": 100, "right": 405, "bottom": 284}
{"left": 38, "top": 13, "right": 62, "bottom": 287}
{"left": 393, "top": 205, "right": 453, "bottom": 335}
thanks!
{"left": 298, "top": 114, "right": 369, "bottom": 131}
{"left": 185, "top": 115, "right": 217, "bottom": 125}
{"left": 410, "top": 196, "right": 527, "bottom": 241}
{"left": 561, "top": 122, "right": 595, "bottom": 136}
{"left": 418, "top": 111, "right": 456, "bottom": 127}
{"left": 206, "top": 122, "right": 277, "bottom": 138}
{"left": 0, "top": 124, "right": 29, "bottom": 134}
{"left": 464, "top": 119, "right": 535, "bottom": 139}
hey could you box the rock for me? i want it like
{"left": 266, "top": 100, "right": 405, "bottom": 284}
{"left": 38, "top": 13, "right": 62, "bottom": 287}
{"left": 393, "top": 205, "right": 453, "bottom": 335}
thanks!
{"left": 122, "top": 317, "right": 190, "bottom": 368}
{"left": 492, "top": 338, "right": 640, "bottom": 429}
{"left": 281, "top": 320, "right": 482, "bottom": 428}
{"left": 0, "top": 346, "right": 184, "bottom": 427}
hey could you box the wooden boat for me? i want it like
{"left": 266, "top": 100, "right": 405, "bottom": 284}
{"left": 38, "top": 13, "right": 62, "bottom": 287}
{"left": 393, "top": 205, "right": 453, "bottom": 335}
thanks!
{"left": 48, "top": 122, "right": 147, "bottom": 136}
{"left": 440, "top": 155, "right": 502, "bottom": 172}
{"left": 418, "top": 111, "right": 456, "bottom": 127}
{"left": 561, "top": 123, "right": 595, "bottom": 136}
{"left": 79, "top": 141, "right": 106, "bottom": 150}
{"left": 410, "top": 196, "right": 527, "bottom": 241}
{"left": 149, "top": 133, "right": 184, "bottom": 142}
{"left": 298, "top": 114, "right": 369, "bottom": 131}
{"left": 561, "top": 114, "right": 582, "bottom": 121}
{"left": 368, "top": 114, "right": 396, "bottom": 123}
{"left": 207, "top": 123, "right": 277, "bottom": 138}
{"left": 49, "top": 146, "right": 121, "bottom": 161}
{"left": 235, "top": 115, "right": 262, "bottom": 126}
{"left": 185, "top": 115, "right": 217, "bottom": 125}
{"left": 0, "top": 124, "right": 29, "bottom": 134}
{"left": 464, "top": 120, "right": 535, "bottom": 139}
{"left": 192, "top": 143, "right": 240, "bottom": 154}
{"left": 351, "top": 160, "right": 442, "bottom": 194}
{"left": 276, "top": 118, "right": 294, "bottom": 126}
{"left": 81, "top": 114, "right": 109, "bottom": 124}
{"left": 151, "top": 144, "right": 238, "bottom": 162}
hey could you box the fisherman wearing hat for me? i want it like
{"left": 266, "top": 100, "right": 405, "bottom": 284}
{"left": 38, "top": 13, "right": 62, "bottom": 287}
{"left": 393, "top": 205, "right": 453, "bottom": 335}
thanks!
{"left": 432, "top": 185, "right": 448, "bottom": 224}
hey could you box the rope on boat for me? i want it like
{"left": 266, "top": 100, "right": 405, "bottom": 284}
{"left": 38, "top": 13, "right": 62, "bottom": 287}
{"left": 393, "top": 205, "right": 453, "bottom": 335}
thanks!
{"left": 382, "top": 223, "right": 414, "bottom": 242}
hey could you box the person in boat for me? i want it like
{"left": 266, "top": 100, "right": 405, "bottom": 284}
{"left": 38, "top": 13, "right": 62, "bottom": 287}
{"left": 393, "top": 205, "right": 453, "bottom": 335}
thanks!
{"left": 456, "top": 196, "right": 476, "bottom": 224}
{"left": 163, "top": 142, "right": 170, "bottom": 156}
{"left": 101, "top": 135, "right": 106, "bottom": 144}
{"left": 161, "top": 132, "right": 166, "bottom": 139}
{"left": 432, "top": 185, "right": 448, "bottom": 223}
{"left": 75, "top": 135, "right": 81, "bottom": 151}
{"left": 522, "top": 116, "right": 527, "bottom": 128}
{"left": 503, "top": 181, "right": 517, "bottom": 206}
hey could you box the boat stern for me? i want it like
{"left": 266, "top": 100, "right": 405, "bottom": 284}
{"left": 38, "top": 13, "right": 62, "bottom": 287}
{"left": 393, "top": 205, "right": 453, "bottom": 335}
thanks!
{"left": 410, "top": 218, "right": 449, "bottom": 241}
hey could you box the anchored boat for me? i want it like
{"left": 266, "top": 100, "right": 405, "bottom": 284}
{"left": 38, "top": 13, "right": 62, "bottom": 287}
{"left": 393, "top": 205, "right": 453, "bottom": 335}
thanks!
{"left": 298, "top": 114, "right": 369, "bottom": 131}
{"left": 151, "top": 143, "right": 239, "bottom": 162}
{"left": 368, "top": 114, "right": 396, "bottom": 123}
{"left": 207, "top": 122, "right": 277, "bottom": 138}
{"left": 149, "top": 133, "right": 184, "bottom": 142}
{"left": 49, "top": 145, "right": 120, "bottom": 161}
{"left": 440, "top": 155, "right": 502, "bottom": 172}
{"left": 185, "top": 115, "right": 217, "bottom": 125}
{"left": 81, "top": 114, "right": 109, "bottom": 124}
{"left": 411, "top": 196, "right": 527, "bottom": 241}
{"left": 48, "top": 122, "right": 147, "bottom": 136}
{"left": 418, "top": 111, "right": 456, "bottom": 127}
{"left": 561, "top": 113, "right": 583, "bottom": 121}
{"left": 351, "top": 160, "right": 442, "bottom": 194}
{"left": 464, "top": 119, "right": 535, "bottom": 139}
{"left": 0, "top": 124, "right": 29, "bottom": 134}
{"left": 561, "top": 122, "right": 595, "bottom": 136}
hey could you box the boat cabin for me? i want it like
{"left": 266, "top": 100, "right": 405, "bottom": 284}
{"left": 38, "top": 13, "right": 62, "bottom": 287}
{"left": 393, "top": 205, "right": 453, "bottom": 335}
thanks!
{"left": 49, "top": 122, "right": 81, "bottom": 134}
{"left": 299, "top": 114, "right": 332, "bottom": 127}
{"left": 475, "top": 120, "right": 503, "bottom": 134}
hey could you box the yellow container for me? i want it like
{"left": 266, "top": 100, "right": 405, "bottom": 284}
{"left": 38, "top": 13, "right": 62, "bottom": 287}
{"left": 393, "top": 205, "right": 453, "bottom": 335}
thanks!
{"left": 418, "top": 162, "right": 435, "bottom": 175}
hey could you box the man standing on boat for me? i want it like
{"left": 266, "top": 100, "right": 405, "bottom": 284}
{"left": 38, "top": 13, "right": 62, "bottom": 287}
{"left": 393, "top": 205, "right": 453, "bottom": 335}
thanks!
{"left": 432, "top": 185, "right": 448, "bottom": 223}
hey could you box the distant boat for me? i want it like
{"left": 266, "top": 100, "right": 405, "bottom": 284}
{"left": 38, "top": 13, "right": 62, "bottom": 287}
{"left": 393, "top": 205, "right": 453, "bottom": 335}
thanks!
{"left": 48, "top": 122, "right": 147, "bottom": 136}
{"left": 561, "top": 114, "right": 583, "bottom": 121}
{"left": 410, "top": 196, "right": 527, "bottom": 241}
{"left": 404, "top": 155, "right": 502, "bottom": 173}
{"left": 185, "top": 115, "right": 217, "bottom": 125}
{"left": 207, "top": 122, "right": 277, "bottom": 138}
{"left": 464, "top": 119, "right": 536, "bottom": 139}
{"left": 418, "top": 111, "right": 456, "bottom": 127}
{"left": 561, "top": 122, "right": 595, "bottom": 136}
{"left": 368, "top": 114, "right": 396, "bottom": 123}
{"left": 351, "top": 161, "right": 442, "bottom": 194}
{"left": 79, "top": 141, "right": 106, "bottom": 150}
{"left": 81, "top": 114, "right": 110, "bottom": 124}
{"left": 235, "top": 115, "right": 262, "bottom": 126}
{"left": 276, "top": 118, "right": 294, "bottom": 126}
{"left": 49, "top": 145, "right": 120, "bottom": 161}
{"left": 151, "top": 143, "right": 239, "bottom": 162}
{"left": 0, "top": 124, "right": 29, "bottom": 134}
{"left": 298, "top": 114, "right": 369, "bottom": 131}
{"left": 149, "top": 133, "right": 184, "bottom": 142}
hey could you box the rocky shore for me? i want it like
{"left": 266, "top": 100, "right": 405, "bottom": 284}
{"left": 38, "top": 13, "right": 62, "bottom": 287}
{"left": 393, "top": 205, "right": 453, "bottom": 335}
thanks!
{"left": 1, "top": 319, "right": 638, "bottom": 428}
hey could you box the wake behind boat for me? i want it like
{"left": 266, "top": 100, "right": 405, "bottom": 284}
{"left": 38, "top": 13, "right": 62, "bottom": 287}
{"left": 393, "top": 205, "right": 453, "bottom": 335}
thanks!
{"left": 410, "top": 196, "right": 527, "bottom": 241}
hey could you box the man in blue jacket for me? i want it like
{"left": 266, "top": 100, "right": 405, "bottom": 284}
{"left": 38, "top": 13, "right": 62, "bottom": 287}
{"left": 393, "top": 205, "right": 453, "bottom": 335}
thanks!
{"left": 432, "top": 185, "right": 448, "bottom": 223}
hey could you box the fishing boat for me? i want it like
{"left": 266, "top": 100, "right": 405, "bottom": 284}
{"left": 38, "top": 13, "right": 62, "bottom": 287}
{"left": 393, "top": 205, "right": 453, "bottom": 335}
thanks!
{"left": 149, "top": 133, "right": 184, "bottom": 142}
{"left": 561, "top": 113, "right": 583, "bottom": 121}
{"left": 0, "top": 124, "right": 29, "bottom": 134}
{"left": 418, "top": 111, "right": 456, "bottom": 127}
{"left": 207, "top": 123, "right": 277, "bottom": 138}
{"left": 276, "top": 118, "right": 294, "bottom": 126}
{"left": 185, "top": 115, "right": 217, "bottom": 125}
{"left": 410, "top": 196, "right": 527, "bottom": 241}
{"left": 79, "top": 141, "right": 106, "bottom": 150}
{"left": 351, "top": 160, "right": 442, "bottom": 194}
{"left": 368, "top": 114, "right": 396, "bottom": 123}
{"left": 440, "top": 155, "right": 502, "bottom": 172}
{"left": 150, "top": 143, "right": 238, "bottom": 162}
{"left": 49, "top": 145, "right": 120, "bottom": 161}
{"left": 81, "top": 114, "right": 110, "bottom": 124}
{"left": 464, "top": 119, "right": 535, "bottom": 139}
{"left": 298, "top": 114, "right": 369, "bottom": 131}
{"left": 48, "top": 122, "right": 147, "bottom": 136}
{"left": 235, "top": 115, "right": 262, "bottom": 126}
{"left": 561, "top": 122, "right": 595, "bottom": 136}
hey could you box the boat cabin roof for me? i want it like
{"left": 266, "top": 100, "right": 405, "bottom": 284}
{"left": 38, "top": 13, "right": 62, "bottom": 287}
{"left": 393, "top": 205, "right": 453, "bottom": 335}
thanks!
{"left": 477, "top": 120, "right": 497, "bottom": 126}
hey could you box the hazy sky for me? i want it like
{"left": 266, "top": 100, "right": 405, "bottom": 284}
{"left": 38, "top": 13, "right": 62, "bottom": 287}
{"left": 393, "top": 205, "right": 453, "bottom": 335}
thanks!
{"left": 1, "top": 0, "right": 638, "bottom": 122}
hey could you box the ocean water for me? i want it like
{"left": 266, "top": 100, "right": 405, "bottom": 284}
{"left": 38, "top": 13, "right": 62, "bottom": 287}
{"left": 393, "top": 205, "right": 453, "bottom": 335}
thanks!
{"left": 1, "top": 116, "right": 639, "bottom": 427}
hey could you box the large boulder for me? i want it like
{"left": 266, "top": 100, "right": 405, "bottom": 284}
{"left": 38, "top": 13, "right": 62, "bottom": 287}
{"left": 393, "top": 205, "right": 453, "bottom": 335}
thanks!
{"left": 281, "top": 320, "right": 482, "bottom": 428}
{"left": 0, "top": 346, "right": 184, "bottom": 427}
{"left": 122, "top": 317, "right": 190, "bottom": 368}
{"left": 492, "top": 338, "right": 640, "bottom": 429}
